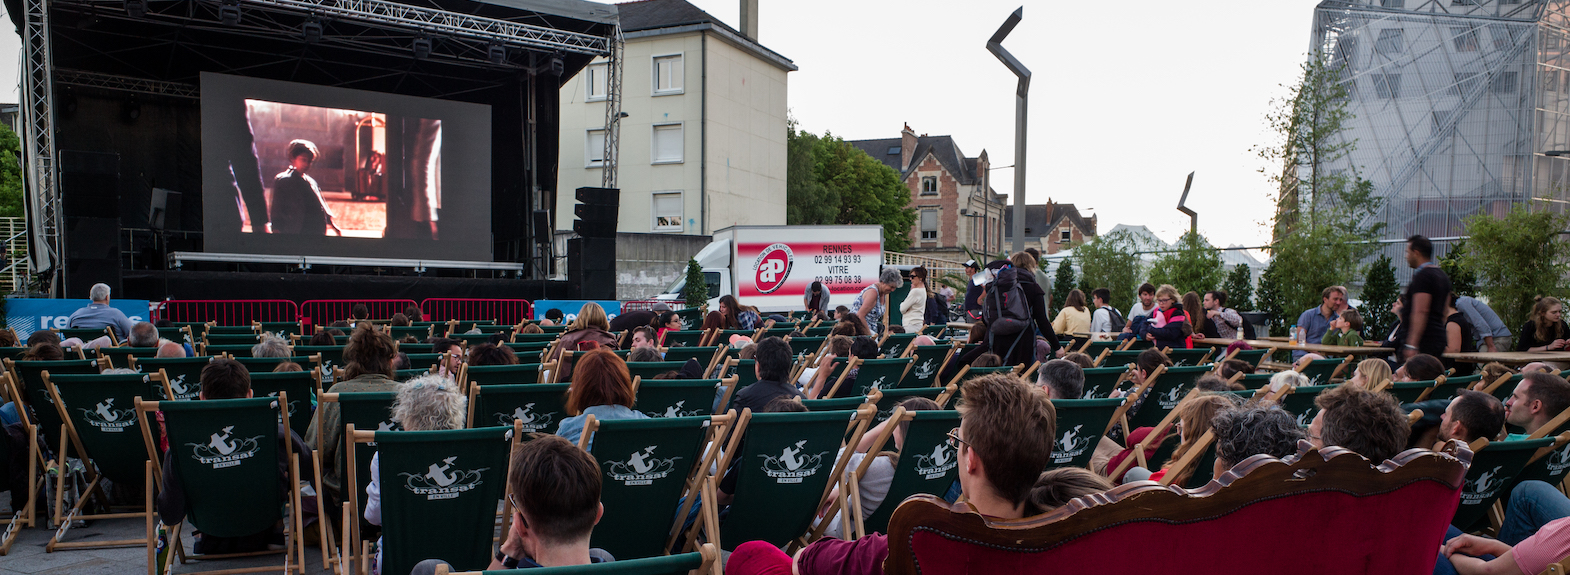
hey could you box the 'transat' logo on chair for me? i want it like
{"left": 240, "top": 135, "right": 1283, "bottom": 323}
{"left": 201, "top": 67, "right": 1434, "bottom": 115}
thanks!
{"left": 78, "top": 398, "right": 136, "bottom": 432}
{"left": 913, "top": 443, "right": 957, "bottom": 480}
{"left": 1548, "top": 444, "right": 1570, "bottom": 475}
{"left": 1156, "top": 385, "right": 1186, "bottom": 410}
{"left": 759, "top": 440, "right": 828, "bottom": 484}
{"left": 606, "top": 446, "right": 682, "bottom": 486}
{"left": 187, "top": 426, "right": 264, "bottom": 469}
{"left": 167, "top": 374, "right": 198, "bottom": 400}
{"left": 913, "top": 359, "right": 937, "bottom": 381}
{"left": 401, "top": 456, "right": 488, "bottom": 500}
{"left": 644, "top": 400, "right": 701, "bottom": 419}
{"left": 1051, "top": 424, "right": 1091, "bottom": 464}
{"left": 1462, "top": 465, "right": 1508, "bottom": 505}
{"left": 498, "top": 404, "right": 556, "bottom": 432}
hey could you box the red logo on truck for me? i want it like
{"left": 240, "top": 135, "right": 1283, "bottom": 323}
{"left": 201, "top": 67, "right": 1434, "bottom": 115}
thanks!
{"left": 753, "top": 243, "right": 794, "bottom": 294}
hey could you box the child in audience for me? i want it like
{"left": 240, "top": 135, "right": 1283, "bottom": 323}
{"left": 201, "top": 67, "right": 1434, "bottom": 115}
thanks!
{"left": 1320, "top": 309, "right": 1365, "bottom": 347}
{"left": 1348, "top": 358, "right": 1392, "bottom": 389}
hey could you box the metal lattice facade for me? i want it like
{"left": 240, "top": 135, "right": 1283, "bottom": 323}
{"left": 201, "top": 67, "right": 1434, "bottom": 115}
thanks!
{"left": 1313, "top": 0, "right": 1570, "bottom": 275}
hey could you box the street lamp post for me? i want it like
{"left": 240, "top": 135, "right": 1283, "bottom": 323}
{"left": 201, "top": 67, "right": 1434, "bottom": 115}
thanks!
{"left": 987, "top": 7, "right": 1029, "bottom": 255}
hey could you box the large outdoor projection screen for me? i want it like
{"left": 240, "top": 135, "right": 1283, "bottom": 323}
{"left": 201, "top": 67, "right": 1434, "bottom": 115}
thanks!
{"left": 200, "top": 72, "right": 492, "bottom": 260}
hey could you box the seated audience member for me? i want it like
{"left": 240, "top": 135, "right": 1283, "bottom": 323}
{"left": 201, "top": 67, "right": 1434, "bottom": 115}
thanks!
{"left": 737, "top": 343, "right": 758, "bottom": 360}
{"left": 23, "top": 341, "right": 64, "bottom": 361}
{"left": 309, "top": 330, "right": 339, "bottom": 346}
{"left": 156, "top": 340, "right": 187, "bottom": 358}
{"left": 413, "top": 435, "right": 612, "bottom": 574}
{"left": 366, "top": 375, "right": 465, "bottom": 574}
{"left": 392, "top": 352, "right": 411, "bottom": 371}
{"left": 542, "top": 308, "right": 565, "bottom": 327}
{"left": 26, "top": 330, "right": 59, "bottom": 348}
{"left": 1307, "top": 385, "right": 1410, "bottom": 464}
{"left": 1266, "top": 370, "right": 1309, "bottom": 395}
{"left": 1522, "top": 362, "right": 1557, "bottom": 375}
{"left": 1062, "top": 352, "right": 1095, "bottom": 370}
{"left": 402, "top": 305, "right": 422, "bottom": 322}
{"left": 626, "top": 347, "right": 662, "bottom": 363}
{"left": 0, "top": 329, "right": 16, "bottom": 348}
{"left": 817, "top": 397, "right": 946, "bottom": 540}
{"left": 546, "top": 303, "right": 620, "bottom": 381}
{"left": 628, "top": 327, "right": 658, "bottom": 350}
{"left": 1516, "top": 296, "right": 1570, "bottom": 352}
{"left": 429, "top": 337, "right": 462, "bottom": 378}
{"left": 389, "top": 313, "right": 410, "bottom": 327}
{"left": 1396, "top": 353, "right": 1446, "bottom": 382}
{"left": 1320, "top": 309, "right": 1365, "bottom": 347}
{"left": 1348, "top": 358, "right": 1393, "bottom": 389}
{"left": 1142, "top": 284, "right": 1191, "bottom": 350}
{"left": 252, "top": 333, "right": 291, "bottom": 358}
{"left": 1209, "top": 405, "right": 1305, "bottom": 479}
{"left": 274, "top": 361, "right": 303, "bottom": 373}
{"left": 402, "top": 336, "right": 421, "bottom": 345}
{"left": 1219, "top": 359, "right": 1255, "bottom": 381}
{"left": 127, "top": 321, "right": 160, "bottom": 348}
{"left": 156, "top": 358, "right": 311, "bottom": 554}
{"left": 468, "top": 343, "right": 518, "bottom": 366}
{"left": 1036, "top": 359, "right": 1085, "bottom": 400}
{"left": 67, "top": 283, "right": 136, "bottom": 341}
{"left": 797, "top": 336, "right": 853, "bottom": 388}
{"left": 1438, "top": 390, "right": 1507, "bottom": 445}
{"left": 763, "top": 396, "right": 808, "bottom": 413}
{"left": 1194, "top": 374, "right": 1242, "bottom": 393}
{"left": 1505, "top": 372, "right": 1570, "bottom": 438}
{"left": 909, "top": 335, "right": 937, "bottom": 349}
{"left": 1481, "top": 362, "right": 1514, "bottom": 384}
{"left": 807, "top": 336, "right": 880, "bottom": 399}
{"left": 726, "top": 373, "right": 1061, "bottom": 575}
{"left": 1135, "top": 394, "right": 1237, "bottom": 485}
{"left": 1439, "top": 513, "right": 1570, "bottom": 575}
{"left": 971, "top": 353, "right": 1003, "bottom": 368}
{"left": 306, "top": 323, "right": 399, "bottom": 508}
{"left": 608, "top": 303, "right": 666, "bottom": 333}
{"left": 350, "top": 304, "right": 370, "bottom": 326}
{"left": 830, "top": 318, "right": 869, "bottom": 338}
{"left": 732, "top": 337, "right": 801, "bottom": 413}
{"left": 520, "top": 323, "right": 545, "bottom": 335}
{"left": 555, "top": 349, "right": 648, "bottom": 446}
{"left": 330, "top": 321, "right": 352, "bottom": 330}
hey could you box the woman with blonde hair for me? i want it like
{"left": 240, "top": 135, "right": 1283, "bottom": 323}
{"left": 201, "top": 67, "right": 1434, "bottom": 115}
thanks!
{"left": 1051, "top": 288, "right": 1092, "bottom": 336}
{"left": 1145, "top": 393, "right": 1238, "bottom": 486}
{"left": 364, "top": 375, "right": 466, "bottom": 575}
{"left": 1349, "top": 358, "right": 1393, "bottom": 389}
{"left": 1517, "top": 296, "right": 1570, "bottom": 352}
{"left": 1144, "top": 284, "right": 1192, "bottom": 349}
{"left": 546, "top": 302, "right": 619, "bottom": 381}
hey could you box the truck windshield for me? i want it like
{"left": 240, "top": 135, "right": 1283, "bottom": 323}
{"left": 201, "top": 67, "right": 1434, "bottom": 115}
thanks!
{"left": 663, "top": 272, "right": 722, "bottom": 300}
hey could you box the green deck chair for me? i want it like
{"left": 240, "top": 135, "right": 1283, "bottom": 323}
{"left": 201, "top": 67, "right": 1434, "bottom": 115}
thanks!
{"left": 663, "top": 346, "right": 721, "bottom": 367}
{"left": 902, "top": 345, "right": 956, "bottom": 389}
{"left": 786, "top": 336, "right": 828, "bottom": 358}
{"left": 447, "top": 333, "right": 499, "bottom": 347}
{"left": 461, "top": 363, "right": 544, "bottom": 388}
{"left": 321, "top": 391, "right": 399, "bottom": 557}
{"left": 294, "top": 345, "right": 347, "bottom": 387}
{"left": 157, "top": 325, "right": 195, "bottom": 346}
{"left": 403, "top": 353, "right": 443, "bottom": 370}
{"left": 388, "top": 326, "right": 434, "bottom": 342}
{"left": 412, "top": 321, "right": 449, "bottom": 337}
{"left": 634, "top": 378, "right": 722, "bottom": 418}
{"left": 398, "top": 343, "right": 438, "bottom": 354}
{"left": 43, "top": 372, "right": 156, "bottom": 551}
{"left": 579, "top": 415, "right": 722, "bottom": 560}
{"left": 1237, "top": 372, "right": 1275, "bottom": 390}
{"left": 702, "top": 409, "right": 872, "bottom": 551}
{"left": 879, "top": 333, "right": 918, "bottom": 358}
{"left": 1298, "top": 357, "right": 1349, "bottom": 386}
{"left": 141, "top": 396, "right": 304, "bottom": 573}
{"left": 1431, "top": 375, "right": 1481, "bottom": 402}
{"left": 132, "top": 356, "right": 212, "bottom": 401}
{"left": 660, "top": 330, "right": 708, "bottom": 348}
{"left": 204, "top": 333, "right": 263, "bottom": 346}
{"left": 447, "top": 319, "right": 497, "bottom": 333}
{"left": 0, "top": 346, "right": 31, "bottom": 361}
{"left": 0, "top": 410, "right": 39, "bottom": 555}
{"left": 466, "top": 383, "right": 570, "bottom": 432}
{"left": 473, "top": 324, "right": 516, "bottom": 335}
{"left": 869, "top": 387, "right": 952, "bottom": 423}
{"left": 672, "top": 308, "right": 705, "bottom": 331}
{"left": 1453, "top": 437, "right": 1556, "bottom": 531}
{"left": 1487, "top": 374, "right": 1525, "bottom": 402}
{"left": 799, "top": 396, "right": 868, "bottom": 411}
{"left": 942, "top": 365, "right": 1020, "bottom": 393}
{"left": 204, "top": 325, "right": 256, "bottom": 335}
{"left": 1165, "top": 348, "right": 1214, "bottom": 367}
{"left": 1099, "top": 350, "right": 1145, "bottom": 368}
{"left": 804, "top": 326, "right": 833, "bottom": 337}
{"left": 249, "top": 371, "right": 319, "bottom": 439}
{"left": 855, "top": 409, "right": 963, "bottom": 536}
{"left": 234, "top": 355, "right": 312, "bottom": 374}
{"left": 1279, "top": 384, "right": 1340, "bottom": 427}
{"left": 97, "top": 345, "right": 160, "bottom": 369}
{"left": 1080, "top": 339, "right": 1123, "bottom": 356}
{"left": 828, "top": 357, "right": 913, "bottom": 397}
{"left": 1124, "top": 365, "right": 1215, "bottom": 431}
{"left": 920, "top": 324, "right": 947, "bottom": 338}
{"left": 720, "top": 359, "right": 759, "bottom": 393}
{"left": 355, "top": 426, "right": 515, "bottom": 575}
{"left": 1503, "top": 434, "right": 1570, "bottom": 518}
{"left": 255, "top": 322, "right": 302, "bottom": 339}
{"left": 203, "top": 344, "right": 256, "bottom": 358}
{"left": 1224, "top": 348, "right": 1270, "bottom": 367}
{"left": 1080, "top": 366, "right": 1132, "bottom": 399}
{"left": 1384, "top": 379, "right": 1437, "bottom": 404}
{"left": 7, "top": 358, "right": 103, "bottom": 448}
{"left": 396, "top": 368, "right": 435, "bottom": 380}
{"left": 1046, "top": 398, "right": 1125, "bottom": 469}
{"left": 626, "top": 361, "right": 692, "bottom": 381}
{"left": 511, "top": 333, "right": 560, "bottom": 344}
{"left": 58, "top": 327, "right": 114, "bottom": 343}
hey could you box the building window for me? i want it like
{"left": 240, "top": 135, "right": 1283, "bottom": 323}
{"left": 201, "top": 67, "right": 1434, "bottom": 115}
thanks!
{"left": 920, "top": 209, "right": 938, "bottom": 241}
{"left": 653, "top": 192, "right": 683, "bottom": 231}
{"left": 652, "top": 123, "right": 683, "bottom": 164}
{"left": 653, "top": 54, "right": 684, "bottom": 95}
{"left": 920, "top": 176, "right": 938, "bottom": 196}
{"left": 586, "top": 129, "right": 605, "bottom": 167}
{"left": 1453, "top": 27, "right": 1480, "bottom": 52}
{"left": 1492, "top": 71, "right": 1518, "bottom": 94}
{"left": 1373, "top": 74, "right": 1401, "bottom": 99}
{"left": 585, "top": 63, "right": 607, "bottom": 101}
{"left": 1375, "top": 29, "right": 1404, "bottom": 55}
{"left": 1059, "top": 227, "right": 1071, "bottom": 243}
{"left": 1333, "top": 37, "right": 1357, "bottom": 68}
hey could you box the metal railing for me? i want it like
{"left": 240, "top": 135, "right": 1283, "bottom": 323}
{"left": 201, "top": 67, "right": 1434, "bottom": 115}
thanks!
{"left": 883, "top": 251, "right": 967, "bottom": 281}
{"left": 0, "top": 216, "right": 32, "bottom": 293}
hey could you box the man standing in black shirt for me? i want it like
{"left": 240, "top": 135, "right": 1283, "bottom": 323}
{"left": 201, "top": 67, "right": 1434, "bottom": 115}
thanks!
{"left": 962, "top": 260, "right": 983, "bottom": 322}
{"left": 1400, "top": 235, "right": 1451, "bottom": 359}
{"left": 730, "top": 337, "right": 801, "bottom": 413}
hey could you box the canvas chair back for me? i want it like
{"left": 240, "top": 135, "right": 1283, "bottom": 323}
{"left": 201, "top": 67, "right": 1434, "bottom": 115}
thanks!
{"left": 1298, "top": 357, "right": 1347, "bottom": 386}
{"left": 503, "top": 342, "right": 552, "bottom": 361}
{"left": 625, "top": 361, "right": 691, "bottom": 380}
{"left": 672, "top": 308, "right": 705, "bottom": 331}
{"left": 249, "top": 371, "right": 319, "bottom": 439}
{"left": 327, "top": 390, "right": 399, "bottom": 533}
{"left": 150, "top": 397, "right": 288, "bottom": 537}
{"left": 1387, "top": 379, "right": 1439, "bottom": 404}
{"left": 718, "top": 409, "right": 871, "bottom": 550}
{"left": 205, "top": 325, "right": 256, "bottom": 335}
{"left": 1081, "top": 340, "right": 1121, "bottom": 356}
{"left": 234, "top": 355, "right": 311, "bottom": 373}
{"left": 447, "top": 319, "right": 497, "bottom": 333}
{"left": 663, "top": 346, "right": 720, "bottom": 367}
{"left": 256, "top": 322, "right": 301, "bottom": 339}
{"left": 861, "top": 409, "right": 963, "bottom": 535}
{"left": 368, "top": 426, "right": 514, "bottom": 575}
{"left": 1165, "top": 348, "right": 1213, "bottom": 367}
{"left": 58, "top": 327, "right": 112, "bottom": 343}
{"left": 1226, "top": 348, "right": 1270, "bottom": 367}
{"left": 9, "top": 359, "right": 102, "bottom": 448}
{"left": 836, "top": 358, "right": 914, "bottom": 396}
{"left": 1079, "top": 366, "right": 1131, "bottom": 399}
{"left": 1279, "top": 384, "right": 1339, "bottom": 428}
{"left": 461, "top": 363, "right": 543, "bottom": 387}
{"left": 634, "top": 378, "right": 720, "bottom": 418}
{"left": 722, "top": 359, "right": 759, "bottom": 395}
{"left": 1506, "top": 433, "right": 1570, "bottom": 510}
{"left": 1047, "top": 398, "right": 1125, "bottom": 469}
{"left": 1430, "top": 375, "right": 1479, "bottom": 401}
{"left": 97, "top": 345, "right": 160, "bottom": 369}
{"left": 294, "top": 344, "right": 347, "bottom": 386}
{"left": 882, "top": 443, "right": 1471, "bottom": 575}
{"left": 204, "top": 333, "right": 262, "bottom": 346}
{"left": 385, "top": 326, "right": 432, "bottom": 343}
{"left": 164, "top": 323, "right": 206, "bottom": 343}
{"left": 870, "top": 387, "right": 952, "bottom": 423}
{"left": 920, "top": 325, "right": 947, "bottom": 338}
{"left": 447, "top": 333, "right": 498, "bottom": 347}
{"left": 203, "top": 344, "right": 256, "bottom": 357}
{"left": 661, "top": 330, "right": 708, "bottom": 348}
{"left": 398, "top": 343, "right": 438, "bottom": 354}
{"left": 880, "top": 333, "right": 917, "bottom": 358}
{"left": 785, "top": 336, "right": 827, "bottom": 359}
{"left": 396, "top": 368, "right": 434, "bottom": 381}
{"left": 1453, "top": 437, "right": 1555, "bottom": 531}
{"left": 902, "top": 345, "right": 955, "bottom": 389}
{"left": 402, "top": 353, "right": 443, "bottom": 369}
{"left": 46, "top": 373, "right": 152, "bottom": 483}
{"left": 946, "top": 366, "right": 1019, "bottom": 390}
{"left": 1237, "top": 373, "right": 1274, "bottom": 390}
{"left": 1126, "top": 365, "right": 1215, "bottom": 431}
{"left": 511, "top": 333, "right": 559, "bottom": 344}
{"left": 467, "top": 383, "right": 570, "bottom": 432}
{"left": 800, "top": 396, "right": 869, "bottom": 411}
{"left": 1099, "top": 350, "right": 1145, "bottom": 368}
{"left": 580, "top": 416, "right": 717, "bottom": 560}
{"left": 131, "top": 357, "right": 211, "bottom": 401}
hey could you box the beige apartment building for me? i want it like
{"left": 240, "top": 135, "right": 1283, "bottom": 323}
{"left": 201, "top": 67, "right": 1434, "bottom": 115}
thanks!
{"left": 556, "top": 0, "right": 795, "bottom": 235}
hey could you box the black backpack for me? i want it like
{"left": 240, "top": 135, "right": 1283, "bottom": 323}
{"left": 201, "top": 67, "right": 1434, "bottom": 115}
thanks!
{"left": 1101, "top": 306, "right": 1126, "bottom": 332}
{"left": 983, "top": 266, "right": 1033, "bottom": 336}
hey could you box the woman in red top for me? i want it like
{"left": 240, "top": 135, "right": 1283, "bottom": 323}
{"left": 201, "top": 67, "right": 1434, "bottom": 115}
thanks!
{"left": 1144, "top": 284, "right": 1192, "bottom": 349}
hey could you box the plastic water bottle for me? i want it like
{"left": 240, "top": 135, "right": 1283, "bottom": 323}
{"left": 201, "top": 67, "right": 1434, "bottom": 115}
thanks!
{"left": 1289, "top": 325, "right": 1299, "bottom": 344}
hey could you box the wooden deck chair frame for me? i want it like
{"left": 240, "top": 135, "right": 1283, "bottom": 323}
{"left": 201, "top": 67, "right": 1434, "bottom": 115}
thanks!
{"left": 1104, "top": 372, "right": 1185, "bottom": 482}
{"left": 0, "top": 411, "right": 41, "bottom": 555}
{"left": 1479, "top": 372, "right": 1518, "bottom": 394}
{"left": 135, "top": 396, "right": 307, "bottom": 575}
{"left": 43, "top": 373, "right": 157, "bottom": 551}
{"left": 315, "top": 391, "right": 397, "bottom": 574}
{"left": 807, "top": 406, "right": 907, "bottom": 541}
{"left": 1156, "top": 429, "right": 1217, "bottom": 488}
{"left": 1020, "top": 361, "right": 1042, "bottom": 381}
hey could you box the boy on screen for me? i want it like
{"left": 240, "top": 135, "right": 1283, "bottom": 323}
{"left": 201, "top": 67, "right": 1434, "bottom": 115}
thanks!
{"left": 271, "top": 139, "right": 343, "bottom": 236}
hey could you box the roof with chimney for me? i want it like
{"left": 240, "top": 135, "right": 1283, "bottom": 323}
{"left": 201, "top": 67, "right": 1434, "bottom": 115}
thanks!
{"left": 847, "top": 134, "right": 986, "bottom": 187}
{"left": 616, "top": 0, "right": 796, "bottom": 71}
{"left": 1004, "top": 201, "right": 1098, "bottom": 239}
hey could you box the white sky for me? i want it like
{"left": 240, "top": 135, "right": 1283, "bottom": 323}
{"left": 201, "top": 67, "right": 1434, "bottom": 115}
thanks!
{"left": 0, "top": 0, "right": 1324, "bottom": 249}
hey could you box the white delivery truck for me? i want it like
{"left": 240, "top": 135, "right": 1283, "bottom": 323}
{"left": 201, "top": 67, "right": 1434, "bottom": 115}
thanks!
{"left": 653, "top": 225, "right": 885, "bottom": 313}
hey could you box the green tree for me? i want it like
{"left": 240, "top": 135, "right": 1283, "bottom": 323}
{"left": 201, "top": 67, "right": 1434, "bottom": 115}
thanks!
{"left": 1460, "top": 206, "right": 1570, "bottom": 331}
{"left": 1356, "top": 254, "right": 1400, "bottom": 340}
{"left": 1147, "top": 231, "right": 1225, "bottom": 296}
{"left": 1439, "top": 239, "right": 1477, "bottom": 298}
{"left": 1073, "top": 230, "right": 1143, "bottom": 312}
{"left": 0, "top": 124, "right": 20, "bottom": 219}
{"left": 1256, "top": 260, "right": 1288, "bottom": 336}
{"left": 1222, "top": 264, "right": 1254, "bottom": 311}
{"left": 785, "top": 121, "right": 916, "bottom": 251}
{"left": 682, "top": 259, "right": 708, "bottom": 309}
{"left": 1050, "top": 258, "right": 1075, "bottom": 316}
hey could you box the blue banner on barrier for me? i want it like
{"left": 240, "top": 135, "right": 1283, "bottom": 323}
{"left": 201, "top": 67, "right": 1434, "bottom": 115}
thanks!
{"left": 6, "top": 298, "right": 153, "bottom": 339}
{"left": 532, "top": 300, "right": 622, "bottom": 322}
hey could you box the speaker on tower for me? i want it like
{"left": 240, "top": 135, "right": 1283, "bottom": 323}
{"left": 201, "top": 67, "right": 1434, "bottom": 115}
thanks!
{"left": 573, "top": 187, "right": 618, "bottom": 238}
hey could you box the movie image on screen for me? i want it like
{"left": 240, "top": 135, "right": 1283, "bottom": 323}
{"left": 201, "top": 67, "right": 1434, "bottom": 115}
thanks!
{"left": 201, "top": 72, "right": 490, "bottom": 260}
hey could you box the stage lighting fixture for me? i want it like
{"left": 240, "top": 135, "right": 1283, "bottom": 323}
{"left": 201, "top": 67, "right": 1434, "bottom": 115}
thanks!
{"left": 219, "top": 1, "right": 241, "bottom": 26}
{"left": 413, "top": 36, "right": 432, "bottom": 60}
{"left": 62, "top": 92, "right": 78, "bottom": 116}
{"left": 549, "top": 52, "right": 565, "bottom": 76}
{"left": 126, "top": 0, "right": 146, "bottom": 18}
{"left": 124, "top": 99, "right": 141, "bottom": 122}
{"left": 303, "top": 18, "right": 323, "bottom": 43}
{"left": 488, "top": 43, "right": 507, "bottom": 65}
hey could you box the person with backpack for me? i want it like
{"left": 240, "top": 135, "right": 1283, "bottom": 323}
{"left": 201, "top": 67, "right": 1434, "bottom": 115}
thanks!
{"left": 1090, "top": 288, "right": 1126, "bottom": 333}
{"left": 986, "top": 254, "right": 1060, "bottom": 365}
{"left": 1202, "top": 290, "right": 1245, "bottom": 340}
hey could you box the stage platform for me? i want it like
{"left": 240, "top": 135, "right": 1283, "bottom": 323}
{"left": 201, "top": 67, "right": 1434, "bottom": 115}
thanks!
{"left": 124, "top": 269, "right": 570, "bottom": 302}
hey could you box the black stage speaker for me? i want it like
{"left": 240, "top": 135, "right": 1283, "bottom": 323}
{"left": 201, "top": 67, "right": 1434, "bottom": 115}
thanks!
{"left": 532, "top": 210, "right": 552, "bottom": 246}
{"left": 573, "top": 187, "right": 618, "bottom": 238}
{"left": 60, "top": 151, "right": 121, "bottom": 297}
{"left": 568, "top": 237, "right": 616, "bottom": 300}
